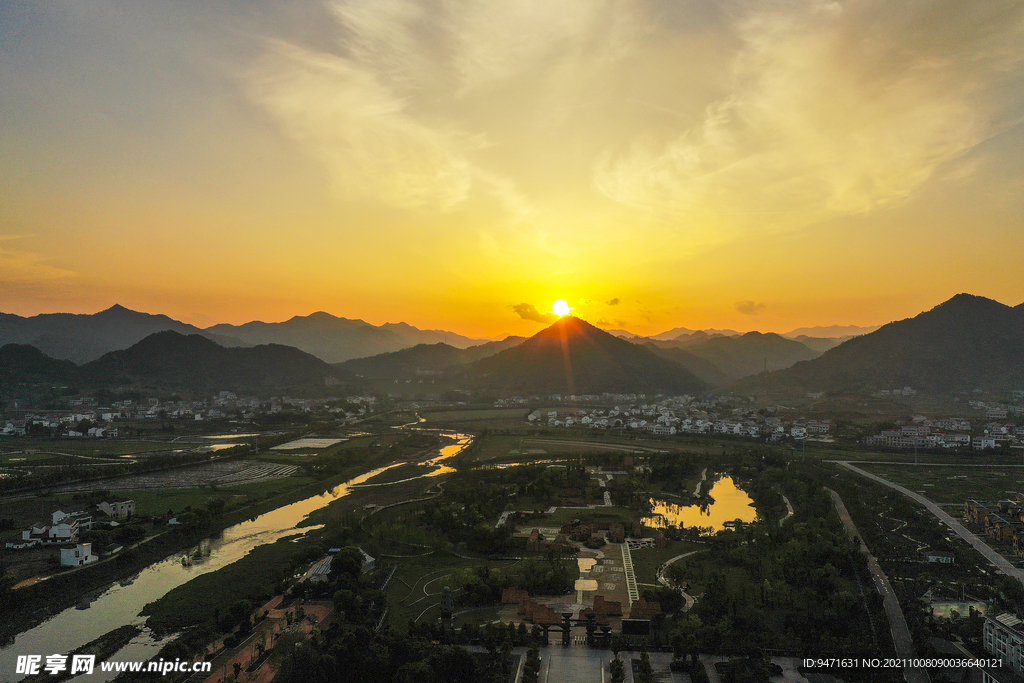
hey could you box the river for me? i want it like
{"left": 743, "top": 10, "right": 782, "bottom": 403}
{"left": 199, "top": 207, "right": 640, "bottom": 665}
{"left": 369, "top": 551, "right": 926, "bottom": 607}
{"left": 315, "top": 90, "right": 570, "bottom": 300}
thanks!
{"left": 0, "top": 432, "right": 470, "bottom": 682}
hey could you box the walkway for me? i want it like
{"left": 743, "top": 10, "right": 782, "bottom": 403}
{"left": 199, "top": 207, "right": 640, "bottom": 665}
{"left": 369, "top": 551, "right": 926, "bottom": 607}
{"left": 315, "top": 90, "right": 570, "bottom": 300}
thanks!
{"left": 655, "top": 549, "right": 708, "bottom": 612}
{"left": 836, "top": 461, "right": 1024, "bottom": 585}
{"left": 779, "top": 495, "right": 794, "bottom": 526}
{"left": 620, "top": 543, "right": 639, "bottom": 605}
{"left": 826, "top": 488, "right": 929, "bottom": 683}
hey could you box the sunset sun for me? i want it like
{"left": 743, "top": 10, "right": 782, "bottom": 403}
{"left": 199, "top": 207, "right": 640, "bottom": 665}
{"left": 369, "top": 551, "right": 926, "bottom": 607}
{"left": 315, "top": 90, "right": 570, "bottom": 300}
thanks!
{"left": 552, "top": 299, "right": 571, "bottom": 317}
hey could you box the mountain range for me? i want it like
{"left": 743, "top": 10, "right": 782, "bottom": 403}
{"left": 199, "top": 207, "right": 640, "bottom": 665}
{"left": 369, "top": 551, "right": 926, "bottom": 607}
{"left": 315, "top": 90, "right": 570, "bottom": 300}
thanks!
{"left": 207, "top": 313, "right": 486, "bottom": 363}
{"left": 739, "top": 294, "right": 1024, "bottom": 395}
{"left": 0, "top": 305, "right": 246, "bottom": 364}
{"left": 4, "top": 295, "right": 1021, "bottom": 398}
{"left": 337, "top": 337, "right": 525, "bottom": 380}
{"left": 1, "top": 331, "right": 351, "bottom": 396}
{"left": 466, "top": 317, "right": 707, "bottom": 395}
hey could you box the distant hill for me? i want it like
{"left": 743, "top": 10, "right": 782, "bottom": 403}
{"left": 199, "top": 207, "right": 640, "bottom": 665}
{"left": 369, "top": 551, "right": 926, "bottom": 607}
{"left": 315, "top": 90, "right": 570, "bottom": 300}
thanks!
{"left": 783, "top": 324, "right": 879, "bottom": 338}
{"left": 645, "top": 332, "right": 818, "bottom": 383}
{"left": 741, "top": 294, "right": 1024, "bottom": 394}
{"left": 467, "top": 317, "right": 707, "bottom": 395}
{"left": 642, "top": 344, "right": 731, "bottom": 387}
{"left": 790, "top": 335, "right": 854, "bottom": 353}
{"left": 650, "top": 326, "right": 741, "bottom": 341}
{"left": 679, "top": 332, "right": 820, "bottom": 383}
{"left": 0, "top": 305, "right": 246, "bottom": 364}
{"left": 338, "top": 336, "right": 525, "bottom": 380}
{"left": 0, "top": 344, "right": 79, "bottom": 386}
{"left": 602, "top": 329, "right": 642, "bottom": 339}
{"left": 79, "top": 331, "right": 353, "bottom": 394}
{"left": 207, "top": 312, "right": 485, "bottom": 363}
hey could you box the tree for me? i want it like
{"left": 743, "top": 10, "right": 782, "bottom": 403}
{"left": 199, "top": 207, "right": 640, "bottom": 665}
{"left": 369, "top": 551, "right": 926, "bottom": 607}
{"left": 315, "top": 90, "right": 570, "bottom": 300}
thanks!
{"left": 636, "top": 648, "right": 655, "bottom": 683}
{"left": 330, "top": 547, "right": 364, "bottom": 579}
{"left": 522, "top": 646, "right": 540, "bottom": 683}
{"left": 609, "top": 656, "right": 625, "bottom": 683}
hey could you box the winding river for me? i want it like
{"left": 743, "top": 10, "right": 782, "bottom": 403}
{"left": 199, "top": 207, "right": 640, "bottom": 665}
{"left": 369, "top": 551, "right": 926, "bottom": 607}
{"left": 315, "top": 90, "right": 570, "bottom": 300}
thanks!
{"left": 0, "top": 433, "right": 470, "bottom": 682}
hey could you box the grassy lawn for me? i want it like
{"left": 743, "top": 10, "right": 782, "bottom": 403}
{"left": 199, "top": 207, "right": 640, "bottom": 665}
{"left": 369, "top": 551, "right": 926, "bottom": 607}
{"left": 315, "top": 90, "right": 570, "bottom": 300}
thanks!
{"left": 383, "top": 553, "right": 520, "bottom": 628}
{"left": 630, "top": 541, "right": 705, "bottom": 584}
{"left": 853, "top": 462, "right": 1024, "bottom": 504}
{"left": 108, "top": 475, "right": 316, "bottom": 517}
{"left": 530, "top": 506, "right": 638, "bottom": 529}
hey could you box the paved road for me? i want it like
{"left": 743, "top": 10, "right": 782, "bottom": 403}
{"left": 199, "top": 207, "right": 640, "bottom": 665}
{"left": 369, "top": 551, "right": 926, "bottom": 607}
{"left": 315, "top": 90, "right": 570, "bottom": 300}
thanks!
{"left": 836, "top": 461, "right": 1024, "bottom": 585}
{"left": 826, "top": 488, "right": 930, "bottom": 683}
{"left": 779, "top": 495, "right": 794, "bottom": 526}
{"left": 656, "top": 549, "right": 708, "bottom": 611}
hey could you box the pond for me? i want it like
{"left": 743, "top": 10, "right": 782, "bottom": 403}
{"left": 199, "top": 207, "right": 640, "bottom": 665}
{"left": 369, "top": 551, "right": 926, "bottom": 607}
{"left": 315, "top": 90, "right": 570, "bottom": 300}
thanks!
{"left": 643, "top": 477, "right": 757, "bottom": 531}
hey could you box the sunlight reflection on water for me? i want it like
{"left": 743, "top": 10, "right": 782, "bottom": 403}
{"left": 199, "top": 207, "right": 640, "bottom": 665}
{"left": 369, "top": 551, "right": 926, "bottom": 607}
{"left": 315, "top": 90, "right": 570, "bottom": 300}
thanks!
{"left": 643, "top": 477, "right": 757, "bottom": 531}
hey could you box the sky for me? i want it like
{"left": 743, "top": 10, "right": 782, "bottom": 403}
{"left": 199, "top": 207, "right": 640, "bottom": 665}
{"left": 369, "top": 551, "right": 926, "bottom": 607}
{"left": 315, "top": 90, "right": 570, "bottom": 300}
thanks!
{"left": 2, "top": 0, "right": 1023, "bottom": 338}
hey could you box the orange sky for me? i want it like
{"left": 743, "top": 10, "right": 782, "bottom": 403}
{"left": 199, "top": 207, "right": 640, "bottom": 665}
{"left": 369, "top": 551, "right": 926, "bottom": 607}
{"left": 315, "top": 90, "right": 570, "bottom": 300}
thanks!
{"left": 2, "top": 1, "right": 1022, "bottom": 338}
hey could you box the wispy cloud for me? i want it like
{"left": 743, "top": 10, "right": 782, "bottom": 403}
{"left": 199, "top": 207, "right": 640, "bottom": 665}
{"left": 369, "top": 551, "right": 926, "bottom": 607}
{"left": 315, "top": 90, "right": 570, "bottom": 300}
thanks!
{"left": 593, "top": 0, "right": 1023, "bottom": 230}
{"left": 511, "top": 302, "right": 557, "bottom": 324}
{"left": 0, "top": 236, "right": 76, "bottom": 283}
{"left": 606, "top": 297, "right": 620, "bottom": 306}
{"left": 735, "top": 300, "right": 765, "bottom": 315}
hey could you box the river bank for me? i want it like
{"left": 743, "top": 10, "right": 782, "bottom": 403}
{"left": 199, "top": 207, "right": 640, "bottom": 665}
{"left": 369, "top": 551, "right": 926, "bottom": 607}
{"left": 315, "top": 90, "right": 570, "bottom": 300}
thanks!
{"left": 0, "top": 450, "right": 395, "bottom": 645}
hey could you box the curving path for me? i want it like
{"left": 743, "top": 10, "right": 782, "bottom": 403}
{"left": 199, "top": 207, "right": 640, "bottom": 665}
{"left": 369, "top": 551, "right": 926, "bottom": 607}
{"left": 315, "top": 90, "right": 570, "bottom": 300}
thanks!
{"left": 836, "top": 461, "right": 1024, "bottom": 585}
{"left": 655, "top": 549, "right": 708, "bottom": 612}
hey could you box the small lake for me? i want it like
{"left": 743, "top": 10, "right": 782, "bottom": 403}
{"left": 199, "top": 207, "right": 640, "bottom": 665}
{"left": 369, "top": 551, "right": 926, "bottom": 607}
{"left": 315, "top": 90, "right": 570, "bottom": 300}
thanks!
{"left": 643, "top": 477, "right": 757, "bottom": 531}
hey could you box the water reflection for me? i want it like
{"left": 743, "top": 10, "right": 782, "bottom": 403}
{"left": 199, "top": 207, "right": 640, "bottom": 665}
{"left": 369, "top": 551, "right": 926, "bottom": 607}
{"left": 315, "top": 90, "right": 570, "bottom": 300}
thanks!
{"left": 0, "top": 462, "right": 403, "bottom": 680}
{"left": 643, "top": 477, "right": 757, "bottom": 531}
{"left": 422, "top": 433, "right": 471, "bottom": 477}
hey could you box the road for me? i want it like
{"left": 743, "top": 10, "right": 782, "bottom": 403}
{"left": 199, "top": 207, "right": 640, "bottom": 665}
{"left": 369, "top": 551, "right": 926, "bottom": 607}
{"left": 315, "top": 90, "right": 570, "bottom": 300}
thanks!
{"left": 656, "top": 549, "right": 708, "bottom": 611}
{"left": 826, "top": 488, "right": 930, "bottom": 683}
{"left": 835, "top": 461, "right": 1024, "bottom": 585}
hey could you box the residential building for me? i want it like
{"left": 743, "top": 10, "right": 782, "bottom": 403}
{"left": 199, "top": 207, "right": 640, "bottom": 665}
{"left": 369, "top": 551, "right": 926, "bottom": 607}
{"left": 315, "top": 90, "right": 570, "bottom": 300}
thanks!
{"left": 60, "top": 543, "right": 98, "bottom": 567}
{"left": 984, "top": 613, "right": 1024, "bottom": 675}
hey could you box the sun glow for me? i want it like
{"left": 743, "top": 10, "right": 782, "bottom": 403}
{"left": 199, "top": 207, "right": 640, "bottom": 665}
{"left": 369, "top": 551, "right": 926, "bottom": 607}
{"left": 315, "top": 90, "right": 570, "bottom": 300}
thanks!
{"left": 552, "top": 299, "right": 571, "bottom": 317}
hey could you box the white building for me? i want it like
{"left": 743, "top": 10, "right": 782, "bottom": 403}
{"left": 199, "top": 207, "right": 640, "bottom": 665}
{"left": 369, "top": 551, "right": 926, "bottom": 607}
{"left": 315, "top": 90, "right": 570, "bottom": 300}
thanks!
{"left": 61, "top": 543, "right": 98, "bottom": 567}
{"left": 983, "top": 613, "right": 1024, "bottom": 675}
{"left": 98, "top": 500, "right": 135, "bottom": 519}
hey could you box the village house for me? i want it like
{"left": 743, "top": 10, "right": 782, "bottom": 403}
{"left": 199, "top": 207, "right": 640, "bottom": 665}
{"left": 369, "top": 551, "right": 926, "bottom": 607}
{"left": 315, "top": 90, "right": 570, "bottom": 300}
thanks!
{"left": 61, "top": 543, "right": 98, "bottom": 566}
{"left": 98, "top": 500, "right": 136, "bottom": 519}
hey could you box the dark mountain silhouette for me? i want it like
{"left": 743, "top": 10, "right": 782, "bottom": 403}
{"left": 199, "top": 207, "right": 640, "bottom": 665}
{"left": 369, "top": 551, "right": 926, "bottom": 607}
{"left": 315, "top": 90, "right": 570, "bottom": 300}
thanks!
{"left": 78, "top": 331, "right": 353, "bottom": 394}
{"left": 467, "top": 317, "right": 707, "bottom": 395}
{"left": 650, "top": 326, "right": 740, "bottom": 341}
{"left": 782, "top": 324, "right": 879, "bottom": 338}
{"left": 680, "top": 332, "right": 820, "bottom": 383}
{"left": 0, "top": 305, "right": 246, "bottom": 363}
{"left": 790, "top": 335, "right": 854, "bottom": 353}
{"left": 642, "top": 344, "right": 730, "bottom": 387}
{"left": 207, "top": 312, "right": 484, "bottom": 364}
{"left": 740, "top": 294, "right": 1024, "bottom": 394}
{"left": 338, "top": 336, "right": 525, "bottom": 380}
{"left": 0, "top": 344, "right": 79, "bottom": 385}
{"left": 644, "top": 332, "right": 818, "bottom": 383}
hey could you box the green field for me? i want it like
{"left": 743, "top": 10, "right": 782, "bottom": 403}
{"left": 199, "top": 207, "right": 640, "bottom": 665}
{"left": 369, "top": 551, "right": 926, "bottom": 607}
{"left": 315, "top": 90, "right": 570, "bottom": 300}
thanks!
{"left": 853, "top": 462, "right": 1024, "bottom": 504}
{"left": 0, "top": 439, "right": 176, "bottom": 456}
{"left": 529, "top": 506, "right": 637, "bottom": 529}
{"left": 122, "top": 475, "right": 317, "bottom": 516}
{"left": 382, "top": 552, "right": 521, "bottom": 627}
{"left": 629, "top": 541, "right": 705, "bottom": 584}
